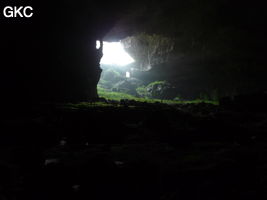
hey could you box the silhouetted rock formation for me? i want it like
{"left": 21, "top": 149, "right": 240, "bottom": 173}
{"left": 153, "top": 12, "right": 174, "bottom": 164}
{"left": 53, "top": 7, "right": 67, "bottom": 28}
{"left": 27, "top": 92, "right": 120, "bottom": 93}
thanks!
{"left": 0, "top": 1, "right": 131, "bottom": 104}
{"left": 1, "top": 0, "right": 267, "bottom": 104}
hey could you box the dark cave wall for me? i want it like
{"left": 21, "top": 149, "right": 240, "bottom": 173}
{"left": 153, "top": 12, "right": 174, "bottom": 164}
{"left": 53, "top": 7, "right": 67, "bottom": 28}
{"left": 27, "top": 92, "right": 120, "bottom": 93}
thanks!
{"left": 0, "top": 0, "right": 266, "bottom": 104}
{"left": 105, "top": 0, "right": 267, "bottom": 98}
{"left": 0, "top": 0, "right": 131, "bottom": 104}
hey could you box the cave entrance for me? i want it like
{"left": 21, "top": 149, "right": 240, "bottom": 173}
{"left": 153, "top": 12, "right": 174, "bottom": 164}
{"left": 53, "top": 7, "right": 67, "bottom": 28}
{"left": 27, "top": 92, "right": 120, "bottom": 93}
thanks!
{"left": 97, "top": 40, "right": 138, "bottom": 99}
{"left": 97, "top": 40, "right": 134, "bottom": 66}
{"left": 96, "top": 34, "right": 179, "bottom": 101}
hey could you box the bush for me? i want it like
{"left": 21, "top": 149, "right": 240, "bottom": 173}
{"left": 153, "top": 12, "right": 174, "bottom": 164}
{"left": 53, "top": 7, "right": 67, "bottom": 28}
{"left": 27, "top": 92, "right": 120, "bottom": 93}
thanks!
{"left": 137, "top": 81, "right": 175, "bottom": 99}
{"left": 136, "top": 85, "right": 149, "bottom": 98}
{"left": 101, "top": 69, "right": 123, "bottom": 83}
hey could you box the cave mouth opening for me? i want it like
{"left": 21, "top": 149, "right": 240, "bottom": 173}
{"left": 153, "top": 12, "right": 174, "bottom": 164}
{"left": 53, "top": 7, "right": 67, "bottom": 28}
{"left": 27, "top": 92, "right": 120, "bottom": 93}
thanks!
{"left": 96, "top": 34, "right": 181, "bottom": 102}
{"left": 97, "top": 40, "right": 137, "bottom": 100}
{"left": 97, "top": 40, "right": 134, "bottom": 66}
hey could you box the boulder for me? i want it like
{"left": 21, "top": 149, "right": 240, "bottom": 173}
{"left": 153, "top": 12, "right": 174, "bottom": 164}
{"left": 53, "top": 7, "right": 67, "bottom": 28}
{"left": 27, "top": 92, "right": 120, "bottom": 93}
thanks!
{"left": 142, "top": 81, "right": 176, "bottom": 99}
{"left": 112, "top": 78, "right": 143, "bottom": 95}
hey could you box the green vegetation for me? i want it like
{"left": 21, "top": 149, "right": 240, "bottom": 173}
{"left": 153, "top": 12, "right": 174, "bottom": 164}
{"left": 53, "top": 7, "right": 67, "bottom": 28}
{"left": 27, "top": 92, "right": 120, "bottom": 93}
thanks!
{"left": 98, "top": 68, "right": 125, "bottom": 89}
{"left": 136, "top": 85, "right": 149, "bottom": 98}
{"left": 101, "top": 68, "right": 122, "bottom": 82}
{"left": 98, "top": 86, "right": 139, "bottom": 101}
{"left": 98, "top": 86, "right": 218, "bottom": 105}
{"left": 136, "top": 81, "right": 172, "bottom": 99}
{"left": 64, "top": 101, "right": 115, "bottom": 109}
{"left": 98, "top": 67, "right": 219, "bottom": 104}
{"left": 146, "top": 80, "right": 167, "bottom": 87}
{"left": 62, "top": 87, "right": 218, "bottom": 110}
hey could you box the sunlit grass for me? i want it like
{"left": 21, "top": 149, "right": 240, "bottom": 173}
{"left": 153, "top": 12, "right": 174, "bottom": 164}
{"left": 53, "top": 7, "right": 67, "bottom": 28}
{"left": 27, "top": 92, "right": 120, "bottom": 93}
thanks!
{"left": 97, "top": 87, "right": 139, "bottom": 101}
{"left": 62, "top": 87, "right": 218, "bottom": 110}
{"left": 97, "top": 86, "right": 218, "bottom": 105}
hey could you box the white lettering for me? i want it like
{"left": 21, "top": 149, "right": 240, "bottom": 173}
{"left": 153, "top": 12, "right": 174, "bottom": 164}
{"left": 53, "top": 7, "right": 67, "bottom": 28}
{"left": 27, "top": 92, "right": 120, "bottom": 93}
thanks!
{"left": 23, "top": 6, "right": 33, "bottom": 18}
{"left": 3, "top": 6, "right": 33, "bottom": 18}
{"left": 3, "top": 6, "right": 13, "bottom": 18}
{"left": 14, "top": 6, "right": 23, "bottom": 17}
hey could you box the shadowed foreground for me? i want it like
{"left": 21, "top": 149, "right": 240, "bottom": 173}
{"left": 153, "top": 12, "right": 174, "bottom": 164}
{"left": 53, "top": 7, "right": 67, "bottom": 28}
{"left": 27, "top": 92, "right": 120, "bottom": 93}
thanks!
{"left": 0, "top": 99, "right": 267, "bottom": 200}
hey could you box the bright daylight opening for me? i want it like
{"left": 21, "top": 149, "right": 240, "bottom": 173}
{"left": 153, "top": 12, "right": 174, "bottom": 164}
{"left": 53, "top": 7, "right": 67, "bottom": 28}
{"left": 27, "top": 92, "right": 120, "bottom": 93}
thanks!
{"left": 96, "top": 40, "right": 135, "bottom": 66}
{"left": 126, "top": 71, "right": 131, "bottom": 78}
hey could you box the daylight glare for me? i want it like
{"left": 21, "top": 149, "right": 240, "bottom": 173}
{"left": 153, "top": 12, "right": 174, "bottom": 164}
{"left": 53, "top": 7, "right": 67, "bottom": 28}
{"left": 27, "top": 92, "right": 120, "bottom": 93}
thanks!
{"left": 98, "top": 41, "right": 135, "bottom": 66}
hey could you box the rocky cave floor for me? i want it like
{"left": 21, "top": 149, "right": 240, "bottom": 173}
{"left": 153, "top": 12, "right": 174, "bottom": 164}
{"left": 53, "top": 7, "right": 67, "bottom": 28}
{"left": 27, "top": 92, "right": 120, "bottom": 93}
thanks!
{"left": 1, "top": 100, "right": 267, "bottom": 200}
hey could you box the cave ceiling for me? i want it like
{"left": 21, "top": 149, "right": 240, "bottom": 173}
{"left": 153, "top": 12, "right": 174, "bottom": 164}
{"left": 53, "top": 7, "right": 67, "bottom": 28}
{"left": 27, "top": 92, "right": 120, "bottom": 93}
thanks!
{"left": 104, "top": 0, "right": 266, "bottom": 55}
{"left": 102, "top": 0, "right": 267, "bottom": 77}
